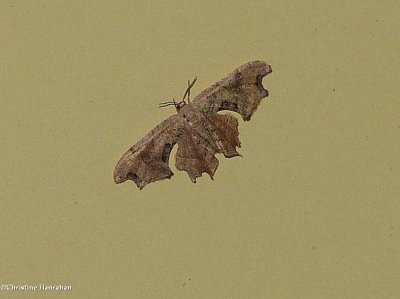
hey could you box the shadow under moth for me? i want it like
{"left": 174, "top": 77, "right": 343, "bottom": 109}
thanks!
{"left": 114, "top": 60, "right": 272, "bottom": 189}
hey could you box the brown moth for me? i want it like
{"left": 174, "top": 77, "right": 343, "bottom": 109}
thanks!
{"left": 114, "top": 60, "right": 272, "bottom": 189}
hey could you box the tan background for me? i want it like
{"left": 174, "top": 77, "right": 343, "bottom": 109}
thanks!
{"left": 1, "top": 1, "right": 399, "bottom": 298}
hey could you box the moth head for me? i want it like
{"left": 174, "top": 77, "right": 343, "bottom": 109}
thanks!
{"left": 158, "top": 77, "right": 196, "bottom": 112}
{"left": 175, "top": 100, "right": 186, "bottom": 111}
{"left": 158, "top": 99, "right": 186, "bottom": 112}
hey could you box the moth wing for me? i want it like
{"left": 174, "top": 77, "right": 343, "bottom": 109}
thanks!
{"left": 174, "top": 112, "right": 241, "bottom": 183}
{"left": 114, "top": 115, "right": 182, "bottom": 189}
{"left": 192, "top": 60, "right": 272, "bottom": 121}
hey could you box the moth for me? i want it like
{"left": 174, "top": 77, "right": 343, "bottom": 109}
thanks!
{"left": 114, "top": 60, "right": 272, "bottom": 189}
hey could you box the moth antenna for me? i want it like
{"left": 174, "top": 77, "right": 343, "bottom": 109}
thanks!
{"left": 182, "top": 76, "right": 197, "bottom": 103}
{"left": 187, "top": 80, "right": 191, "bottom": 103}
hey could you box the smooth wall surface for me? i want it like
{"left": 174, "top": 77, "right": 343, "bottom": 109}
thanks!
{"left": 1, "top": 1, "right": 399, "bottom": 298}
